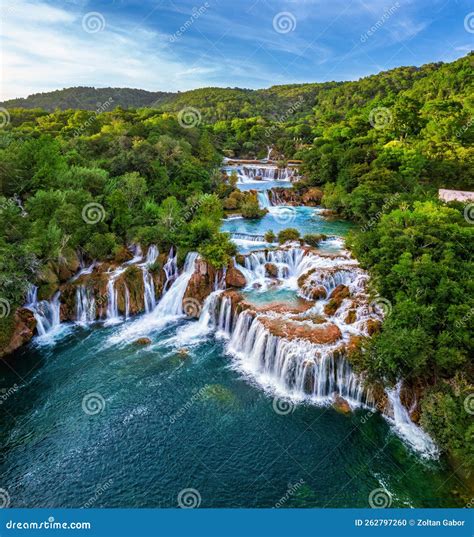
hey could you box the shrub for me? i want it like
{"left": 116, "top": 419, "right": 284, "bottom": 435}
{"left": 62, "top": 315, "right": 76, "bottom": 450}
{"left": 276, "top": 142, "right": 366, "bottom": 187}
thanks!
{"left": 264, "top": 230, "right": 276, "bottom": 243}
{"left": 303, "top": 233, "right": 327, "bottom": 247}
{"left": 277, "top": 228, "right": 300, "bottom": 244}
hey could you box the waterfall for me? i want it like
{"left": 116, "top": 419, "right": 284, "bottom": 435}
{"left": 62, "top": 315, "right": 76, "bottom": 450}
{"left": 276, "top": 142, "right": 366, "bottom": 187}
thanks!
{"left": 140, "top": 245, "right": 158, "bottom": 313}
{"left": 25, "top": 286, "right": 62, "bottom": 337}
{"left": 105, "top": 273, "right": 120, "bottom": 323}
{"left": 170, "top": 290, "right": 222, "bottom": 345}
{"left": 106, "top": 252, "right": 199, "bottom": 345}
{"left": 386, "top": 382, "right": 438, "bottom": 457}
{"left": 216, "top": 295, "right": 233, "bottom": 337}
{"left": 75, "top": 286, "right": 96, "bottom": 325}
{"left": 163, "top": 248, "right": 179, "bottom": 291}
{"left": 257, "top": 191, "right": 272, "bottom": 209}
{"left": 230, "top": 233, "right": 267, "bottom": 243}
{"left": 152, "top": 252, "right": 198, "bottom": 317}
{"left": 218, "top": 305, "right": 371, "bottom": 406}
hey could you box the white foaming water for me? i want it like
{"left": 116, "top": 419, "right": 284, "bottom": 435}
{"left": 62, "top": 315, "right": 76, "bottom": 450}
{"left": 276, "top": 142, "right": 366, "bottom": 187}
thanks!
{"left": 257, "top": 191, "right": 272, "bottom": 209}
{"left": 217, "top": 305, "right": 371, "bottom": 407}
{"left": 386, "top": 382, "right": 439, "bottom": 458}
{"left": 75, "top": 286, "right": 96, "bottom": 325}
{"left": 140, "top": 245, "right": 159, "bottom": 313}
{"left": 25, "top": 286, "right": 65, "bottom": 342}
{"left": 163, "top": 248, "right": 179, "bottom": 291}
{"left": 166, "top": 290, "right": 222, "bottom": 346}
{"left": 107, "top": 252, "right": 198, "bottom": 345}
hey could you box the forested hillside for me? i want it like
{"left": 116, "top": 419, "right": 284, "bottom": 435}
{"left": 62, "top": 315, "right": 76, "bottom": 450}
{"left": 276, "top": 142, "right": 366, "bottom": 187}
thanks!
{"left": 0, "top": 52, "right": 472, "bottom": 478}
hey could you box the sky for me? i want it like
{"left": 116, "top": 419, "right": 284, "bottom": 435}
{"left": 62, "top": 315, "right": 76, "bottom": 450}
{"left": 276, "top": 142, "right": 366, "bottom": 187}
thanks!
{"left": 1, "top": 0, "right": 473, "bottom": 100}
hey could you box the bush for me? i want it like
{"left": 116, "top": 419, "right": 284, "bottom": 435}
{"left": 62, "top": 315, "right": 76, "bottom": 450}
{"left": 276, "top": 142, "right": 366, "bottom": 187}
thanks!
{"left": 264, "top": 230, "right": 276, "bottom": 243}
{"left": 277, "top": 228, "right": 300, "bottom": 244}
{"left": 241, "top": 197, "right": 266, "bottom": 219}
{"left": 304, "top": 233, "right": 327, "bottom": 247}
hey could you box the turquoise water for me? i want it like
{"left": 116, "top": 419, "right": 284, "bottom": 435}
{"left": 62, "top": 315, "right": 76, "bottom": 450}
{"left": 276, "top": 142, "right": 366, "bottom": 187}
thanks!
{"left": 0, "top": 321, "right": 462, "bottom": 508}
{"left": 222, "top": 207, "right": 353, "bottom": 239}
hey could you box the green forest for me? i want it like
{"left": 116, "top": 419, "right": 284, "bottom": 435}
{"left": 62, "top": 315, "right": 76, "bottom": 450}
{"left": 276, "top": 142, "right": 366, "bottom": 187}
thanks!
{"left": 0, "top": 53, "right": 473, "bottom": 477}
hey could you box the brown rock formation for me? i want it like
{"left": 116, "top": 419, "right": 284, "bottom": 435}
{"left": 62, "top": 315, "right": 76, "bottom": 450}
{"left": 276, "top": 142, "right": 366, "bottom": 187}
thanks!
{"left": 0, "top": 308, "right": 37, "bottom": 358}
{"left": 259, "top": 317, "right": 342, "bottom": 345}
{"left": 225, "top": 265, "right": 246, "bottom": 288}
{"left": 183, "top": 259, "right": 216, "bottom": 317}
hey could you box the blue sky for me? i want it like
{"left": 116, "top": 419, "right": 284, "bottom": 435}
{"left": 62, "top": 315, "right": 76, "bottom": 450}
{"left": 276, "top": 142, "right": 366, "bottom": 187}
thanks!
{"left": 1, "top": 0, "right": 473, "bottom": 100}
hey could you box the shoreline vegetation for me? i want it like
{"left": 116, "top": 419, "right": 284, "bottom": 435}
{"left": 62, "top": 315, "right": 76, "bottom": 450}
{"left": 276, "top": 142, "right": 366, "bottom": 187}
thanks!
{"left": 0, "top": 53, "right": 472, "bottom": 493}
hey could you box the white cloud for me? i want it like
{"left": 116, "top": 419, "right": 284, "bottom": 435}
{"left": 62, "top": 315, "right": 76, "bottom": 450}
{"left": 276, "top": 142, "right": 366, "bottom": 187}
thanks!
{"left": 0, "top": 0, "right": 223, "bottom": 100}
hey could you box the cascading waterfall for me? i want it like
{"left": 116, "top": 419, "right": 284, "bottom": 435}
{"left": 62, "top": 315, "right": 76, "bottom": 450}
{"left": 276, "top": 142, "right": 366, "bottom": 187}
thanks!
{"left": 386, "top": 382, "right": 438, "bottom": 457}
{"left": 163, "top": 248, "right": 179, "bottom": 291}
{"left": 140, "top": 245, "right": 158, "bottom": 313}
{"left": 25, "top": 286, "right": 62, "bottom": 337}
{"left": 219, "top": 306, "right": 371, "bottom": 406}
{"left": 152, "top": 252, "right": 198, "bottom": 317}
{"left": 257, "top": 191, "right": 272, "bottom": 209}
{"left": 75, "top": 286, "right": 96, "bottom": 325}
{"left": 107, "top": 252, "right": 199, "bottom": 345}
